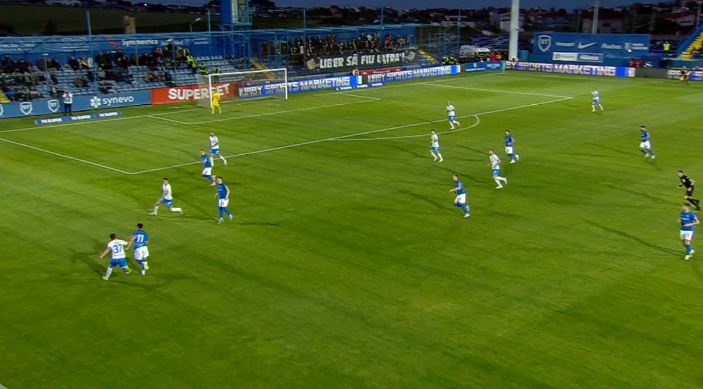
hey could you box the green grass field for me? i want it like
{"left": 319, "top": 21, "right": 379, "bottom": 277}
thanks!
{"left": 2, "top": 71, "right": 703, "bottom": 388}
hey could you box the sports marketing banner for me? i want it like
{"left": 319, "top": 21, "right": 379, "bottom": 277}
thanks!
{"left": 534, "top": 33, "right": 650, "bottom": 58}
{"left": 508, "top": 62, "right": 635, "bottom": 78}
{"left": 366, "top": 65, "right": 461, "bottom": 83}
{"left": 465, "top": 61, "right": 505, "bottom": 72}
{"left": 667, "top": 69, "right": 703, "bottom": 81}
{"left": 0, "top": 90, "right": 151, "bottom": 118}
{"left": 306, "top": 50, "right": 418, "bottom": 71}
{"left": 238, "top": 76, "right": 361, "bottom": 99}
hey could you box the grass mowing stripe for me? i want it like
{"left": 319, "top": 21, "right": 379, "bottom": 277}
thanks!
{"left": 0, "top": 136, "right": 132, "bottom": 174}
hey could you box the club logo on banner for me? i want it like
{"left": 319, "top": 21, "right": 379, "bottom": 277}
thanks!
{"left": 48, "top": 99, "right": 60, "bottom": 113}
{"left": 538, "top": 35, "right": 552, "bottom": 52}
{"left": 20, "top": 102, "right": 32, "bottom": 115}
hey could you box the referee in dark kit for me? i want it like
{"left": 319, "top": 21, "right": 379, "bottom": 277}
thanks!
{"left": 678, "top": 170, "right": 701, "bottom": 210}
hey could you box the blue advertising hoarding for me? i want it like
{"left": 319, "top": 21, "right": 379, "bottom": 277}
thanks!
{"left": 508, "top": 61, "right": 635, "bottom": 78}
{"left": 465, "top": 61, "right": 506, "bottom": 72}
{"left": 0, "top": 90, "right": 151, "bottom": 119}
{"left": 366, "top": 65, "right": 461, "bottom": 83}
{"left": 533, "top": 33, "right": 650, "bottom": 58}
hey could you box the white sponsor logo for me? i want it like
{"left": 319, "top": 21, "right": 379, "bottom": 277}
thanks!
{"left": 553, "top": 52, "right": 579, "bottom": 61}
{"left": 20, "top": 102, "right": 32, "bottom": 115}
{"left": 555, "top": 41, "right": 576, "bottom": 47}
{"left": 538, "top": 35, "right": 552, "bottom": 52}
{"left": 578, "top": 42, "right": 597, "bottom": 49}
{"left": 0, "top": 104, "right": 4, "bottom": 117}
{"left": 167, "top": 84, "right": 230, "bottom": 101}
{"left": 90, "top": 96, "right": 101, "bottom": 108}
{"left": 601, "top": 43, "right": 623, "bottom": 50}
{"left": 48, "top": 99, "right": 60, "bottom": 113}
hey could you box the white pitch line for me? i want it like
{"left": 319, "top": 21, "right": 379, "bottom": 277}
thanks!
{"left": 334, "top": 92, "right": 383, "bottom": 101}
{"left": 336, "top": 115, "right": 481, "bottom": 141}
{"left": 129, "top": 95, "right": 572, "bottom": 175}
{"left": 146, "top": 115, "right": 191, "bottom": 125}
{"left": 0, "top": 137, "right": 132, "bottom": 174}
{"left": 185, "top": 99, "right": 373, "bottom": 125}
{"left": 423, "top": 82, "right": 572, "bottom": 99}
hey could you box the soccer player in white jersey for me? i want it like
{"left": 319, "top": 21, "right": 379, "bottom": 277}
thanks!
{"left": 209, "top": 131, "right": 228, "bottom": 165}
{"left": 446, "top": 102, "right": 461, "bottom": 129}
{"left": 99, "top": 233, "right": 132, "bottom": 280}
{"left": 489, "top": 150, "right": 508, "bottom": 189}
{"left": 591, "top": 88, "right": 604, "bottom": 112}
{"left": 430, "top": 129, "right": 444, "bottom": 162}
{"left": 149, "top": 178, "right": 183, "bottom": 215}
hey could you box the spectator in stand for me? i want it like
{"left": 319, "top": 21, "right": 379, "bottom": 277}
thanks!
{"left": 62, "top": 90, "right": 73, "bottom": 115}
{"left": 186, "top": 54, "right": 197, "bottom": 74}
{"left": 69, "top": 56, "right": 80, "bottom": 71}
{"left": 144, "top": 71, "right": 155, "bottom": 83}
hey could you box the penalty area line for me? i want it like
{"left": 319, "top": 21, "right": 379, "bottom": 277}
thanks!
{"left": 0, "top": 136, "right": 132, "bottom": 175}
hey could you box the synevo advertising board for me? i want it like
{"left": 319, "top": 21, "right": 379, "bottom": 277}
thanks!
{"left": 534, "top": 33, "right": 650, "bottom": 58}
{"left": 0, "top": 91, "right": 150, "bottom": 118}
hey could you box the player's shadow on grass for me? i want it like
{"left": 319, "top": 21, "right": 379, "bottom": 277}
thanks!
{"left": 583, "top": 220, "right": 679, "bottom": 256}
{"left": 236, "top": 221, "right": 280, "bottom": 227}
{"left": 70, "top": 248, "right": 104, "bottom": 275}
{"left": 108, "top": 272, "right": 197, "bottom": 290}
{"left": 398, "top": 189, "right": 445, "bottom": 210}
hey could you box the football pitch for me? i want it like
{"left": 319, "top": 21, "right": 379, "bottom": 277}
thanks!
{"left": 2, "top": 71, "right": 703, "bottom": 387}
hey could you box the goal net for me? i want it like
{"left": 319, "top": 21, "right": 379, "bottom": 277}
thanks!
{"left": 195, "top": 68, "right": 288, "bottom": 108}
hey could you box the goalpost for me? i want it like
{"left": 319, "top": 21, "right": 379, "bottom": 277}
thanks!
{"left": 194, "top": 68, "right": 289, "bottom": 109}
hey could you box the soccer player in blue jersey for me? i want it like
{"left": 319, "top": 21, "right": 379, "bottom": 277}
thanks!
{"left": 680, "top": 203, "right": 700, "bottom": 260}
{"left": 504, "top": 129, "right": 519, "bottom": 164}
{"left": 149, "top": 178, "right": 183, "bottom": 215}
{"left": 446, "top": 102, "right": 461, "bottom": 129}
{"left": 591, "top": 88, "right": 604, "bottom": 112}
{"left": 489, "top": 150, "right": 508, "bottom": 189}
{"left": 209, "top": 131, "right": 228, "bottom": 165}
{"left": 215, "top": 176, "right": 233, "bottom": 224}
{"left": 130, "top": 223, "right": 150, "bottom": 275}
{"left": 99, "top": 233, "right": 132, "bottom": 280}
{"left": 449, "top": 173, "right": 471, "bottom": 218}
{"left": 200, "top": 150, "right": 215, "bottom": 186}
{"left": 430, "top": 129, "right": 444, "bottom": 162}
{"left": 639, "top": 125, "right": 656, "bottom": 159}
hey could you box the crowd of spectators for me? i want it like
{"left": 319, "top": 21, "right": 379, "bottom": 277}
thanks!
{"left": 1, "top": 55, "right": 46, "bottom": 101}
{"left": 0, "top": 44, "right": 192, "bottom": 101}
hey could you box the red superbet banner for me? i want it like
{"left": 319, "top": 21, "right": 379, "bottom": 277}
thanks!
{"left": 151, "top": 82, "right": 238, "bottom": 105}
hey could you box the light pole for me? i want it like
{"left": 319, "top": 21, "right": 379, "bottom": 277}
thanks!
{"left": 189, "top": 17, "right": 203, "bottom": 33}
{"left": 591, "top": 0, "right": 600, "bottom": 34}
{"left": 509, "top": 0, "right": 519, "bottom": 61}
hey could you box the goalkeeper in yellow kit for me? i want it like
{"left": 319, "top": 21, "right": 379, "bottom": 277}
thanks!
{"left": 211, "top": 91, "right": 222, "bottom": 114}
